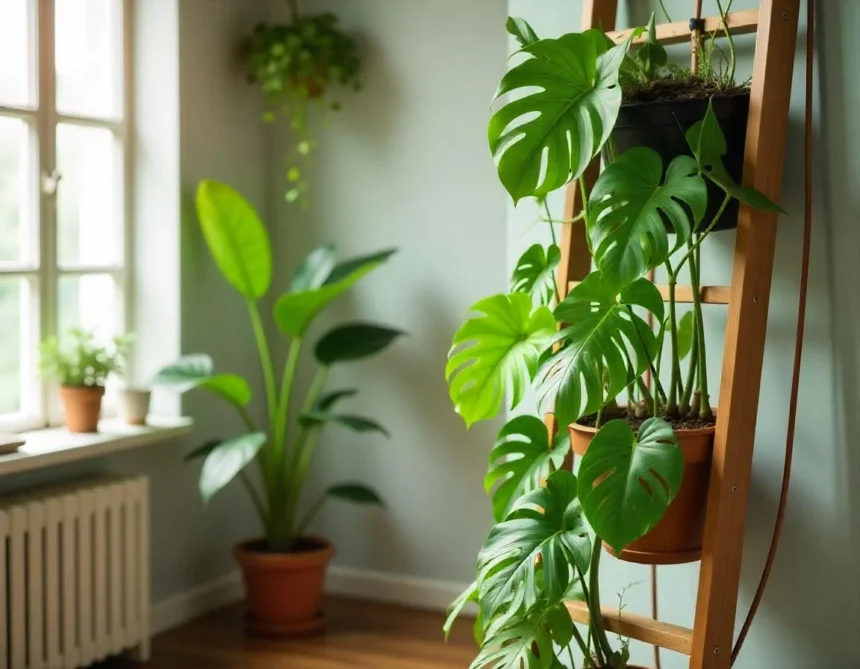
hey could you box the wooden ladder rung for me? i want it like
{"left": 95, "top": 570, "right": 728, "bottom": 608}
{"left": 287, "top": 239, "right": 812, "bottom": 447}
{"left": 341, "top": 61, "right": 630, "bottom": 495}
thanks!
{"left": 567, "top": 282, "right": 731, "bottom": 305}
{"left": 607, "top": 8, "right": 759, "bottom": 46}
{"left": 566, "top": 600, "right": 693, "bottom": 656}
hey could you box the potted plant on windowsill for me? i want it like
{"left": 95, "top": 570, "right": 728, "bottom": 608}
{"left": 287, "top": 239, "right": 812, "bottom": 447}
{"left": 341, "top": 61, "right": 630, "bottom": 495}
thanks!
{"left": 153, "top": 181, "right": 402, "bottom": 637}
{"left": 40, "top": 328, "right": 131, "bottom": 433}
{"left": 443, "top": 15, "right": 781, "bottom": 667}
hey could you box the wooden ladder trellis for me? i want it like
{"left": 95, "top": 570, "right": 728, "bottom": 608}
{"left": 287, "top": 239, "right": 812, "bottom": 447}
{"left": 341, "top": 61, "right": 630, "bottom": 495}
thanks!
{"left": 553, "top": 1, "right": 801, "bottom": 668}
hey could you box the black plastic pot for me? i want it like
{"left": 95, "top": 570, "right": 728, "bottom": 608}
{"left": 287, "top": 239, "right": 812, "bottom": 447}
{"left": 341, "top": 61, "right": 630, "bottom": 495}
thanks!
{"left": 609, "top": 92, "right": 750, "bottom": 232}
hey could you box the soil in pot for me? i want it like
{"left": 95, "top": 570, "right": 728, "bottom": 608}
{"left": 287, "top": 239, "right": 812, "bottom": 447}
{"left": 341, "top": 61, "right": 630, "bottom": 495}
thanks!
{"left": 60, "top": 385, "right": 105, "bottom": 433}
{"left": 570, "top": 411, "right": 715, "bottom": 565}
{"left": 610, "top": 86, "right": 750, "bottom": 232}
{"left": 234, "top": 536, "right": 334, "bottom": 637}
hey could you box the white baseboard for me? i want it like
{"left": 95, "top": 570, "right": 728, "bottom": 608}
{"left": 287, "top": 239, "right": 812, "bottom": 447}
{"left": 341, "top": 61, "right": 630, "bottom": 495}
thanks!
{"left": 149, "top": 565, "right": 475, "bottom": 636}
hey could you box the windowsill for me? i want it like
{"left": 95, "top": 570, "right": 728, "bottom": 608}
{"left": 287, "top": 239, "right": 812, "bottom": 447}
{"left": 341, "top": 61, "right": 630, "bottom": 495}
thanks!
{"left": 0, "top": 417, "right": 193, "bottom": 478}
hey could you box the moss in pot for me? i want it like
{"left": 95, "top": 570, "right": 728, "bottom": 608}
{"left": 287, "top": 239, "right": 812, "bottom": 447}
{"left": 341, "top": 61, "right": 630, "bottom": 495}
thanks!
{"left": 442, "top": 13, "right": 783, "bottom": 668}
{"left": 153, "top": 181, "right": 403, "bottom": 637}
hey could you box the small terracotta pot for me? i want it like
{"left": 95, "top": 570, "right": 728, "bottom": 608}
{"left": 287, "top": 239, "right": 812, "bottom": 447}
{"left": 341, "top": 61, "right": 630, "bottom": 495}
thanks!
{"left": 234, "top": 536, "right": 334, "bottom": 637}
{"left": 570, "top": 421, "right": 715, "bottom": 565}
{"left": 118, "top": 388, "right": 151, "bottom": 426}
{"left": 60, "top": 385, "right": 105, "bottom": 433}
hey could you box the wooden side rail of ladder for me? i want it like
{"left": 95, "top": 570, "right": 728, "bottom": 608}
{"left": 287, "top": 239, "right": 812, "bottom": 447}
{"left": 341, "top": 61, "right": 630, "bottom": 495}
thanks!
{"left": 552, "top": 2, "right": 801, "bottom": 668}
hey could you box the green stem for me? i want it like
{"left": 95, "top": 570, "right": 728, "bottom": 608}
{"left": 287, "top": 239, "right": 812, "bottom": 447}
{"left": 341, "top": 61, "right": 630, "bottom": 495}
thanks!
{"left": 588, "top": 541, "right": 614, "bottom": 663}
{"left": 274, "top": 338, "right": 303, "bottom": 467}
{"left": 716, "top": 0, "right": 736, "bottom": 87}
{"left": 576, "top": 570, "right": 597, "bottom": 666}
{"left": 665, "top": 269, "right": 681, "bottom": 416}
{"left": 623, "top": 306, "right": 667, "bottom": 410}
{"left": 239, "top": 472, "right": 269, "bottom": 531}
{"left": 567, "top": 610, "right": 592, "bottom": 665}
{"left": 679, "top": 319, "right": 699, "bottom": 415}
{"left": 246, "top": 300, "right": 279, "bottom": 504}
{"left": 295, "top": 488, "right": 327, "bottom": 538}
{"left": 541, "top": 199, "right": 563, "bottom": 305}
{"left": 690, "top": 245, "right": 713, "bottom": 420}
{"left": 675, "top": 193, "right": 732, "bottom": 276}
{"left": 657, "top": 0, "right": 672, "bottom": 22}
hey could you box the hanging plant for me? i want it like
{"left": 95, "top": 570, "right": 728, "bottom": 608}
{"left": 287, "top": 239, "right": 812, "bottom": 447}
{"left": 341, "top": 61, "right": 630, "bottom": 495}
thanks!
{"left": 245, "top": 1, "right": 361, "bottom": 207}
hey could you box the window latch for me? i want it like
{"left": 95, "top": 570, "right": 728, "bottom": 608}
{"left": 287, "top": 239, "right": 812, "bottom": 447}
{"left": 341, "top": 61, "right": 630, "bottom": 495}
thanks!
{"left": 42, "top": 170, "right": 62, "bottom": 196}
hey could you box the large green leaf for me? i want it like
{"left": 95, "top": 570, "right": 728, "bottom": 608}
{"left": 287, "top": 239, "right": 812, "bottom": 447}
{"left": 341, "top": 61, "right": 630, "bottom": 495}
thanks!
{"left": 511, "top": 243, "right": 560, "bottom": 306}
{"left": 197, "top": 374, "right": 252, "bottom": 406}
{"left": 299, "top": 411, "right": 389, "bottom": 437}
{"left": 444, "top": 581, "right": 479, "bottom": 641}
{"left": 315, "top": 389, "right": 358, "bottom": 411}
{"left": 577, "top": 417, "right": 682, "bottom": 555}
{"left": 488, "top": 30, "right": 627, "bottom": 203}
{"left": 199, "top": 432, "right": 266, "bottom": 503}
{"left": 686, "top": 101, "right": 785, "bottom": 215}
{"left": 274, "top": 249, "right": 396, "bottom": 337}
{"left": 446, "top": 294, "right": 555, "bottom": 427}
{"left": 196, "top": 180, "right": 272, "bottom": 299}
{"left": 291, "top": 243, "right": 336, "bottom": 291}
{"left": 314, "top": 323, "right": 403, "bottom": 365}
{"left": 327, "top": 482, "right": 384, "bottom": 505}
{"left": 588, "top": 147, "right": 706, "bottom": 287}
{"left": 485, "top": 415, "right": 569, "bottom": 522}
{"left": 635, "top": 12, "right": 667, "bottom": 77}
{"left": 506, "top": 16, "right": 539, "bottom": 48}
{"left": 152, "top": 355, "right": 251, "bottom": 407}
{"left": 677, "top": 311, "right": 695, "bottom": 361}
{"left": 477, "top": 470, "right": 591, "bottom": 631}
{"left": 471, "top": 604, "right": 573, "bottom": 669}
{"left": 538, "top": 273, "right": 663, "bottom": 427}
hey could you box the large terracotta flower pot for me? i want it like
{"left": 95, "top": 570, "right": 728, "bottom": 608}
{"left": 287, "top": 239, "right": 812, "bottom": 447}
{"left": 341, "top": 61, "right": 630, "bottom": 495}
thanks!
{"left": 234, "top": 536, "right": 334, "bottom": 637}
{"left": 569, "top": 421, "right": 715, "bottom": 565}
{"left": 59, "top": 385, "right": 105, "bottom": 433}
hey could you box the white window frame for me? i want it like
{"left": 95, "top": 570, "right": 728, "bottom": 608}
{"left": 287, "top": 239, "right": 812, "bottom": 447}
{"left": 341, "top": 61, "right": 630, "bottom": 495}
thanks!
{"left": 0, "top": 0, "right": 134, "bottom": 431}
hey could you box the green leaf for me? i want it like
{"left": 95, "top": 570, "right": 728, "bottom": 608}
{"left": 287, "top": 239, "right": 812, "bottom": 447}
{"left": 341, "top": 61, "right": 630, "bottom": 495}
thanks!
{"left": 444, "top": 581, "right": 478, "bottom": 641}
{"left": 196, "top": 180, "right": 272, "bottom": 299}
{"left": 488, "top": 30, "right": 627, "bottom": 203}
{"left": 184, "top": 439, "right": 220, "bottom": 462}
{"left": 588, "top": 147, "right": 706, "bottom": 287}
{"left": 291, "top": 243, "right": 336, "bottom": 291}
{"left": 577, "top": 417, "right": 683, "bottom": 555}
{"left": 511, "top": 244, "right": 560, "bottom": 306}
{"left": 299, "top": 411, "right": 389, "bottom": 437}
{"left": 686, "top": 101, "right": 785, "bottom": 214}
{"left": 274, "top": 249, "right": 396, "bottom": 337}
{"left": 199, "top": 432, "right": 266, "bottom": 503}
{"left": 152, "top": 354, "right": 213, "bottom": 390}
{"left": 506, "top": 16, "right": 539, "bottom": 48}
{"left": 485, "top": 415, "right": 569, "bottom": 522}
{"left": 327, "top": 482, "right": 384, "bottom": 505}
{"left": 677, "top": 311, "right": 695, "bottom": 361}
{"left": 636, "top": 12, "right": 668, "bottom": 76}
{"left": 477, "top": 470, "right": 591, "bottom": 630}
{"left": 197, "top": 374, "right": 252, "bottom": 406}
{"left": 539, "top": 273, "right": 662, "bottom": 427}
{"left": 314, "top": 323, "right": 404, "bottom": 365}
{"left": 472, "top": 604, "right": 572, "bottom": 669}
{"left": 446, "top": 294, "right": 556, "bottom": 427}
{"left": 315, "top": 388, "right": 358, "bottom": 411}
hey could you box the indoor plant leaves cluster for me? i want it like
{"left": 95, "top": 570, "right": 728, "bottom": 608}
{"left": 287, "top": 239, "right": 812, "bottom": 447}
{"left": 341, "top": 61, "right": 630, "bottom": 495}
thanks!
{"left": 154, "top": 180, "right": 401, "bottom": 635}
{"left": 446, "top": 14, "right": 782, "bottom": 669}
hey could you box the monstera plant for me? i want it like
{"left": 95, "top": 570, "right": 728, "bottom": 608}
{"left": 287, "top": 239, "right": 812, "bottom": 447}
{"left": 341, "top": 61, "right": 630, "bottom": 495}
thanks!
{"left": 444, "top": 16, "right": 781, "bottom": 669}
{"left": 154, "top": 181, "right": 402, "bottom": 638}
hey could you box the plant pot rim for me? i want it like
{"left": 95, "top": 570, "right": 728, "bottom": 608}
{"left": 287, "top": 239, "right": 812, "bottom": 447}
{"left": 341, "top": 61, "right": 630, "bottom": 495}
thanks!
{"left": 234, "top": 535, "right": 334, "bottom": 569}
{"left": 569, "top": 420, "right": 716, "bottom": 438}
{"left": 60, "top": 384, "right": 105, "bottom": 394}
{"left": 619, "top": 88, "right": 751, "bottom": 111}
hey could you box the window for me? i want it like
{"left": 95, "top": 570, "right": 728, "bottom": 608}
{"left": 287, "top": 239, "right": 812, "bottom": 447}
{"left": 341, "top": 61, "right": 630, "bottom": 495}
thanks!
{"left": 0, "top": 0, "right": 132, "bottom": 430}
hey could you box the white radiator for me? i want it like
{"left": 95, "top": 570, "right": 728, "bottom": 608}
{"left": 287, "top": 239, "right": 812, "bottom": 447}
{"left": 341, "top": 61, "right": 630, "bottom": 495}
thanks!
{"left": 0, "top": 476, "right": 150, "bottom": 669}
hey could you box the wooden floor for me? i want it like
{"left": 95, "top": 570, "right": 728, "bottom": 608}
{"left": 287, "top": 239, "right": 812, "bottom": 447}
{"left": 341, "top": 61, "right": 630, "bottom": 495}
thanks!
{"left": 104, "top": 596, "right": 477, "bottom": 668}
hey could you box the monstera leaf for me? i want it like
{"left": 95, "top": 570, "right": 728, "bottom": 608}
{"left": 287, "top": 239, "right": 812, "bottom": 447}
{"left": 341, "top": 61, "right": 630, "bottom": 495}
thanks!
{"left": 577, "top": 418, "right": 682, "bottom": 555}
{"left": 471, "top": 603, "right": 573, "bottom": 669}
{"left": 476, "top": 470, "right": 591, "bottom": 631}
{"left": 488, "top": 30, "right": 628, "bottom": 203}
{"left": 686, "top": 101, "right": 784, "bottom": 215}
{"left": 446, "top": 294, "right": 555, "bottom": 427}
{"left": 588, "top": 147, "right": 706, "bottom": 287}
{"left": 538, "top": 273, "right": 663, "bottom": 428}
{"left": 511, "top": 243, "right": 560, "bottom": 306}
{"left": 485, "top": 415, "right": 569, "bottom": 522}
{"left": 506, "top": 16, "right": 539, "bottom": 48}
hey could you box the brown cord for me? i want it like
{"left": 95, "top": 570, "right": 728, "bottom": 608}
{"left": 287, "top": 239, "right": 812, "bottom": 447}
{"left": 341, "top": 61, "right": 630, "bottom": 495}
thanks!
{"left": 731, "top": 0, "right": 815, "bottom": 662}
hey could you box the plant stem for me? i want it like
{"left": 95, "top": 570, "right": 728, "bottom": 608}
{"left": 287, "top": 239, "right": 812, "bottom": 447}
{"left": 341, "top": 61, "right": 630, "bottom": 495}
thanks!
{"left": 690, "top": 244, "right": 713, "bottom": 420}
{"left": 716, "top": 0, "right": 736, "bottom": 87}
{"left": 624, "top": 306, "right": 667, "bottom": 412}
{"left": 246, "top": 299, "right": 279, "bottom": 505}
{"left": 588, "top": 541, "right": 614, "bottom": 664}
{"left": 657, "top": 0, "right": 672, "bottom": 22}
{"left": 542, "top": 199, "right": 563, "bottom": 305}
{"left": 568, "top": 613, "right": 592, "bottom": 666}
{"left": 576, "top": 570, "right": 597, "bottom": 666}
{"left": 675, "top": 193, "right": 732, "bottom": 275}
{"left": 274, "top": 338, "right": 303, "bottom": 474}
{"left": 679, "top": 318, "right": 699, "bottom": 415}
{"left": 240, "top": 472, "right": 269, "bottom": 531}
{"left": 665, "top": 268, "right": 681, "bottom": 417}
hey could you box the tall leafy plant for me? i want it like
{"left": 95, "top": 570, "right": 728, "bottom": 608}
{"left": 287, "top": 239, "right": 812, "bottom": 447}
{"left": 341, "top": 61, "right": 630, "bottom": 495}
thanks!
{"left": 154, "top": 181, "right": 402, "bottom": 552}
{"left": 446, "top": 16, "right": 781, "bottom": 668}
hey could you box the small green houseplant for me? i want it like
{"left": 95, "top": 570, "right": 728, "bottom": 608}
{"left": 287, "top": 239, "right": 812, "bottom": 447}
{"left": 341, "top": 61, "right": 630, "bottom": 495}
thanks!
{"left": 154, "top": 180, "right": 401, "bottom": 637}
{"left": 444, "top": 16, "right": 780, "bottom": 668}
{"left": 246, "top": 2, "right": 361, "bottom": 207}
{"left": 40, "top": 328, "right": 131, "bottom": 433}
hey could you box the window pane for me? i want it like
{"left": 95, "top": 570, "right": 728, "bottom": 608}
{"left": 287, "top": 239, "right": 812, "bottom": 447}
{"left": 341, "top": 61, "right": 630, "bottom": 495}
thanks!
{"left": 55, "top": 0, "right": 122, "bottom": 118}
{"left": 58, "top": 274, "right": 118, "bottom": 342}
{"left": 57, "top": 124, "right": 120, "bottom": 267}
{"left": 0, "top": 278, "right": 25, "bottom": 414}
{"left": 0, "top": 0, "right": 33, "bottom": 107}
{"left": 0, "top": 117, "right": 33, "bottom": 264}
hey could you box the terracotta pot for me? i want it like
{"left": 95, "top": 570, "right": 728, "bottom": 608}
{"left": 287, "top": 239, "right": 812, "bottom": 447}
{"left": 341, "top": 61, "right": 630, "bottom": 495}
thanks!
{"left": 118, "top": 388, "right": 151, "bottom": 425}
{"left": 234, "top": 536, "right": 334, "bottom": 637}
{"left": 569, "top": 421, "right": 715, "bottom": 565}
{"left": 59, "top": 385, "right": 105, "bottom": 433}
